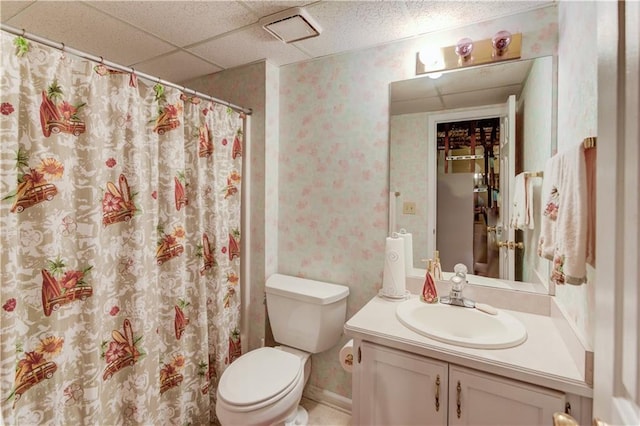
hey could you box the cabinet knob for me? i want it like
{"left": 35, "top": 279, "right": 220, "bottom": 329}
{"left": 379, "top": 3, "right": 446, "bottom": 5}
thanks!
{"left": 552, "top": 413, "right": 579, "bottom": 426}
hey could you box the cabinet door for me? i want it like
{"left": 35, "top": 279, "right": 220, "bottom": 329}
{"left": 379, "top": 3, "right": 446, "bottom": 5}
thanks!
{"left": 358, "top": 341, "right": 448, "bottom": 426}
{"left": 449, "top": 365, "right": 565, "bottom": 426}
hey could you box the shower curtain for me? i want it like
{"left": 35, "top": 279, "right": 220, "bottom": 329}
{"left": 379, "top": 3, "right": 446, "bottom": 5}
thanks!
{"left": 0, "top": 33, "right": 243, "bottom": 425}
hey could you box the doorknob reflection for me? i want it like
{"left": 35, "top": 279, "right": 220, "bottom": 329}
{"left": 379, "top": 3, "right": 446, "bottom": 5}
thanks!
{"left": 497, "top": 241, "right": 523, "bottom": 250}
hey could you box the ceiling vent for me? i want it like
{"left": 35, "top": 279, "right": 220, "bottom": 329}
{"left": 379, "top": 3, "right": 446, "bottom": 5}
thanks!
{"left": 260, "top": 7, "right": 322, "bottom": 43}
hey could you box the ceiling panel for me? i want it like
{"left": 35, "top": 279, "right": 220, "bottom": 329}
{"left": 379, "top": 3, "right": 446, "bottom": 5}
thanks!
{"left": 391, "top": 97, "right": 445, "bottom": 116}
{"left": 86, "top": 1, "right": 258, "bottom": 47}
{"left": 0, "top": 1, "right": 35, "bottom": 20}
{"left": 189, "top": 24, "right": 310, "bottom": 69}
{"left": 296, "top": 1, "right": 416, "bottom": 57}
{"left": 406, "top": 1, "right": 546, "bottom": 34}
{"left": 6, "top": 1, "right": 174, "bottom": 65}
{"left": 240, "top": 0, "right": 316, "bottom": 19}
{"left": 133, "top": 50, "right": 223, "bottom": 84}
{"left": 441, "top": 85, "right": 521, "bottom": 110}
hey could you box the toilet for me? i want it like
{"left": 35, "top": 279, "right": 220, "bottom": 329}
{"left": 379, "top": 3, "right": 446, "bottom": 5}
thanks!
{"left": 216, "top": 274, "right": 350, "bottom": 426}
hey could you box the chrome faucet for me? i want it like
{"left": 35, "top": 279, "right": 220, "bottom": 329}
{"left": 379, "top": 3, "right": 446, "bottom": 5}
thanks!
{"left": 440, "top": 263, "right": 476, "bottom": 308}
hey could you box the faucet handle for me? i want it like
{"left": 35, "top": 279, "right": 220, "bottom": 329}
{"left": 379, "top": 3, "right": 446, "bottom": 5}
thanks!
{"left": 453, "top": 263, "right": 468, "bottom": 276}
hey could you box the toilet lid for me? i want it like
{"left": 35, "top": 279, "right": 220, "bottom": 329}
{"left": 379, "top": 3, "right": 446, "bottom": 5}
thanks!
{"left": 218, "top": 347, "right": 302, "bottom": 407}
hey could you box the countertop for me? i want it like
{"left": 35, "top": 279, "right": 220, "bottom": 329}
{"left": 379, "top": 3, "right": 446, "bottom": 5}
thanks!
{"left": 344, "top": 294, "right": 593, "bottom": 398}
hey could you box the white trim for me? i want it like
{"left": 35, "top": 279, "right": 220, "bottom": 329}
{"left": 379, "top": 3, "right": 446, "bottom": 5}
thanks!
{"left": 303, "top": 384, "right": 352, "bottom": 415}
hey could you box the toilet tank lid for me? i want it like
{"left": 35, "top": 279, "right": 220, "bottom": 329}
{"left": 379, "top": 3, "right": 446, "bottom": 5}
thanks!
{"left": 265, "top": 274, "right": 349, "bottom": 305}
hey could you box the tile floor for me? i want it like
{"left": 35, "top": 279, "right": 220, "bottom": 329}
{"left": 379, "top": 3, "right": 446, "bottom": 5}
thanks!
{"left": 300, "top": 397, "right": 351, "bottom": 426}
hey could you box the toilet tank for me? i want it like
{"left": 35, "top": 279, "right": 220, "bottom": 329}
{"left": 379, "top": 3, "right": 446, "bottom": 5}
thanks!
{"left": 265, "top": 274, "right": 349, "bottom": 354}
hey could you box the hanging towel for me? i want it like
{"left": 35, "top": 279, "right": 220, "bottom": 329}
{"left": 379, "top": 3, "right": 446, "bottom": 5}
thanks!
{"left": 510, "top": 173, "right": 535, "bottom": 230}
{"left": 584, "top": 146, "right": 597, "bottom": 267}
{"left": 538, "top": 155, "right": 560, "bottom": 260}
{"left": 552, "top": 145, "right": 588, "bottom": 285}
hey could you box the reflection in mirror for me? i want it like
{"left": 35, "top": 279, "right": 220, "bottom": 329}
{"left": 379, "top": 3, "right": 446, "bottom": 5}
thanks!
{"left": 389, "top": 57, "right": 555, "bottom": 294}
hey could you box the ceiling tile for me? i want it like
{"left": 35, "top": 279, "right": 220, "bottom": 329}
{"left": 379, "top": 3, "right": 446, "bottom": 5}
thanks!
{"left": 5, "top": 1, "right": 174, "bottom": 65}
{"left": 0, "top": 1, "right": 35, "bottom": 20}
{"left": 189, "top": 25, "right": 310, "bottom": 68}
{"left": 390, "top": 78, "right": 439, "bottom": 102}
{"left": 391, "top": 97, "right": 444, "bottom": 116}
{"left": 86, "top": 1, "right": 258, "bottom": 47}
{"left": 442, "top": 85, "right": 520, "bottom": 110}
{"left": 406, "top": 1, "right": 549, "bottom": 33}
{"left": 295, "top": 1, "right": 415, "bottom": 57}
{"left": 133, "top": 50, "right": 222, "bottom": 84}
{"left": 240, "top": 1, "right": 316, "bottom": 19}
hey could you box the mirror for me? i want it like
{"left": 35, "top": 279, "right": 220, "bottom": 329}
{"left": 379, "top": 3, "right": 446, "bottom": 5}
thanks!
{"left": 389, "top": 56, "right": 556, "bottom": 294}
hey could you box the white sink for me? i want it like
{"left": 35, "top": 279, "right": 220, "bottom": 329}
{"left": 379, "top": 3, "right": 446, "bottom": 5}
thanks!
{"left": 396, "top": 298, "right": 527, "bottom": 349}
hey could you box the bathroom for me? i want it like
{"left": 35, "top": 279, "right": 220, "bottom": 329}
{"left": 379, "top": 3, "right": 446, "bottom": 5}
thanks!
{"left": 1, "top": 1, "right": 638, "bottom": 425}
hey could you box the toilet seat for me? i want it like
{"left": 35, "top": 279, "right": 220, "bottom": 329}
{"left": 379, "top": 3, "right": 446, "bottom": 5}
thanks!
{"left": 218, "top": 347, "right": 303, "bottom": 412}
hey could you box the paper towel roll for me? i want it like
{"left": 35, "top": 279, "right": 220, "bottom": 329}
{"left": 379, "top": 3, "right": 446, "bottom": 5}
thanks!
{"left": 339, "top": 339, "right": 354, "bottom": 373}
{"left": 398, "top": 229, "right": 413, "bottom": 275}
{"left": 381, "top": 234, "right": 406, "bottom": 298}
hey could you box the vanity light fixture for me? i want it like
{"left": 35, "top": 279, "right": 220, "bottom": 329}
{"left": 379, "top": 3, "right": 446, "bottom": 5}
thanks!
{"left": 260, "top": 7, "right": 322, "bottom": 43}
{"left": 416, "top": 32, "right": 521, "bottom": 76}
{"left": 418, "top": 47, "right": 445, "bottom": 77}
{"left": 455, "top": 37, "right": 474, "bottom": 63}
{"left": 492, "top": 30, "right": 512, "bottom": 57}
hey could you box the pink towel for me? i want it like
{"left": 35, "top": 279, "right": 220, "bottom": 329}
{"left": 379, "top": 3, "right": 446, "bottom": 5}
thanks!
{"left": 551, "top": 145, "right": 588, "bottom": 285}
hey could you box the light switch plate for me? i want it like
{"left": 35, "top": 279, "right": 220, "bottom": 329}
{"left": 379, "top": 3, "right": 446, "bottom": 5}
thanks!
{"left": 403, "top": 201, "right": 416, "bottom": 215}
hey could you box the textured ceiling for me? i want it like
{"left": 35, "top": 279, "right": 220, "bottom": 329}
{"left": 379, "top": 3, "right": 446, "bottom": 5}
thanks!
{"left": 1, "top": 1, "right": 551, "bottom": 84}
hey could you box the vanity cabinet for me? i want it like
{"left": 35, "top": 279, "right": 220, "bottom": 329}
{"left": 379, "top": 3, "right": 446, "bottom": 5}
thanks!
{"left": 357, "top": 341, "right": 448, "bottom": 425}
{"left": 449, "top": 365, "right": 565, "bottom": 425}
{"left": 354, "top": 341, "right": 566, "bottom": 426}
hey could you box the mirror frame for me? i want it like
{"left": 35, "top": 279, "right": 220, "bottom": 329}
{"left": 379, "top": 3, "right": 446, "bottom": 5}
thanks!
{"left": 389, "top": 55, "right": 558, "bottom": 295}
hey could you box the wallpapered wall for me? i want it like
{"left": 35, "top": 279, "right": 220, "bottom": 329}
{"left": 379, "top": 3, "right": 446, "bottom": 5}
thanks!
{"left": 554, "top": 1, "right": 597, "bottom": 348}
{"left": 187, "top": 3, "right": 598, "bottom": 401}
{"left": 390, "top": 113, "right": 429, "bottom": 268}
{"left": 278, "top": 6, "right": 559, "bottom": 398}
{"left": 520, "top": 56, "right": 553, "bottom": 285}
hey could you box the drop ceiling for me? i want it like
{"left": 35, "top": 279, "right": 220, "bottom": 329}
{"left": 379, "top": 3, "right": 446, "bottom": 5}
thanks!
{"left": 1, "top": 1, "right": 551, "bottom": 85}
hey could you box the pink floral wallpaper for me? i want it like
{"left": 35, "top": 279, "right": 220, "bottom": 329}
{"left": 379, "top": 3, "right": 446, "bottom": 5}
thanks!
{"left": 278, "top": 6, "right": 559, "bottom": 398}
{"left": 188, "top": 4, "right": 571, "bottom": 401}
{"left": 390, "top": 113, "right": 430, "bottom": 268}
{"left": 555, "top": 1, "right": 597, "bottom": 348}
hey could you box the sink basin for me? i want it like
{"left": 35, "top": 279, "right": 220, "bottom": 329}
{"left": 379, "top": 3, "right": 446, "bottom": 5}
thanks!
{"left": 396, "top": 298, "right": 527, "bottom": 349}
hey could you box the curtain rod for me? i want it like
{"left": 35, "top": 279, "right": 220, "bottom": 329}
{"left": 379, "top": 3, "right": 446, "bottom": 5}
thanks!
{"left": 0, "top": 24, "right": 252, "bottom": 115}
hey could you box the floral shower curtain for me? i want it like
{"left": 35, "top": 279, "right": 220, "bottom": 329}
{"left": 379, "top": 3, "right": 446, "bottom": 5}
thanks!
{"left": 0, "top": 33, "right": 243, "bottom": 425}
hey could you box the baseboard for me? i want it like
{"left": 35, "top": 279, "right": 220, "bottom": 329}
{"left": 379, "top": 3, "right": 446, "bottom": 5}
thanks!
{"left": 303, "top": 384, "right": 352, "bottom": 415}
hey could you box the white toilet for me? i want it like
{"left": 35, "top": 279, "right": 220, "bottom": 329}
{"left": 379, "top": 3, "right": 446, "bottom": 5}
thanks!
{"left": 216, "top": 274, "right": 350, "bottom": 426}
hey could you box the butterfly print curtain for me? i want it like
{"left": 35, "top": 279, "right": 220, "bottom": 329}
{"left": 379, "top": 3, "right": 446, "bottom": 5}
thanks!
{"left": 0, "top": 33, "right": 243, "bottom": 425}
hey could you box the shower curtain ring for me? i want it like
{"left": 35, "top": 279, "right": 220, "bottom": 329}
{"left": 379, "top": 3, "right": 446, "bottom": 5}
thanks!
{"left": 21, "top": 29, "right": 25, "bottom": 37}
{"left": 61, "top": 42, "right": 65, "bottom": 52}
{"left": 99, "top": 56, "right": 104, "bottom": 65}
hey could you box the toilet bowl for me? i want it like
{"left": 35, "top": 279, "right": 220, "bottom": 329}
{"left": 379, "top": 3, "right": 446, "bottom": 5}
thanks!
{"left": 216, "top": 346, "right": 311, "bottom": 426}
{"left": 216, "top": 274, "right": 349, "bottom": 426}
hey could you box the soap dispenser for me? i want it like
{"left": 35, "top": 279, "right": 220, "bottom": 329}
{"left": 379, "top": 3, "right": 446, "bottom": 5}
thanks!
{"left": 422, "top": 260, "right": 439, "bottom": 303}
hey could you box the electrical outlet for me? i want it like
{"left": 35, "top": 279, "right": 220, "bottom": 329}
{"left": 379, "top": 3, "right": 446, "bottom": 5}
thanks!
{"left": 403, "top": 201, "right": 416, "bottom": 215}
